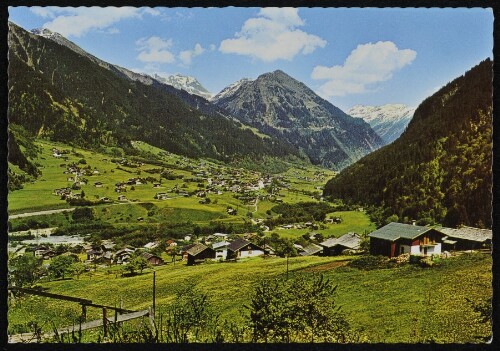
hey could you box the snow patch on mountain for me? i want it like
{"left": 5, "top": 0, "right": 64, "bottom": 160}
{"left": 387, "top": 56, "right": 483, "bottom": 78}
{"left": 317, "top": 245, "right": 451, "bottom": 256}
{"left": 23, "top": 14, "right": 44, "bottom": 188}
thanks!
{"left": 348, "top": 104, "right": 416, "bottom": 144}
{"left": 154, "top": 74, "right": 213, "bottom": 100}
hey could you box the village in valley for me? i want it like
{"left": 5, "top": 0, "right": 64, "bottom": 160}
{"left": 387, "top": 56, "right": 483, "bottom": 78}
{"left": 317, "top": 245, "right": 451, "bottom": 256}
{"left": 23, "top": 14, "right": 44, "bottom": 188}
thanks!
{"left": 9, "top": 140, "right": 491, "bottom": 270}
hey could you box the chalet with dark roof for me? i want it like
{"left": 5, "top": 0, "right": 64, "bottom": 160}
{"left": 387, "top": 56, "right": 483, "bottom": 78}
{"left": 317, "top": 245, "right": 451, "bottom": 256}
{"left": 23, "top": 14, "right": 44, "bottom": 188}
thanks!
{"left": 226, "top": 238, "right": 264, "bottom": 260}
{"left": 141, "top": 252, "right": 164, "bottom": 266}
{"left": 369, "top": 222, "right": 445, "bottom": 258}
{"left": 185, "top": 244, "right": 215, "bottom": 265}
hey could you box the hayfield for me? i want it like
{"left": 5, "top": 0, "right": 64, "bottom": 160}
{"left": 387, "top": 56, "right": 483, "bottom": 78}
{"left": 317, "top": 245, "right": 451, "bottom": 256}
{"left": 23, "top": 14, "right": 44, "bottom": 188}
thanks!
{"left": 8, "top": 252, "right": 492, "bottom": 343}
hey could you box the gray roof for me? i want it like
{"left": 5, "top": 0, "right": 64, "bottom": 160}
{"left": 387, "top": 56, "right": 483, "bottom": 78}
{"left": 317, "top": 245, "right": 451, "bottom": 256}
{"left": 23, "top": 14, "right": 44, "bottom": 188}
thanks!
{"left": 212, "top": 240, "right": 230, "bottom": 249}
{"left": 437, "top": 226, "right": 492, "bottom": 242}
{"left": 300, "top": 243, "right": 323, "bottom": 256}
{"left": 369, "top": 222, "right": 432, "bottom": 241}
{"left": 335, "top": 232, "right": 362, "bottom": 249}
{"left": 320, "top": 237, "right": 338, "bottom": 248}
{"left": 186, "top": 243, "right": 211, "bottom": 256}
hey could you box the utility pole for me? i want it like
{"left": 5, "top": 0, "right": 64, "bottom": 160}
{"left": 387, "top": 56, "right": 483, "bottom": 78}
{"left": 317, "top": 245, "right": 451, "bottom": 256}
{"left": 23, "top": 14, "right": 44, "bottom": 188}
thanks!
{"left": 286, "top": 254, "right": 289, "bottom": 280}
{"left": 152, "top": 270, "right": 156, "bottom": 316}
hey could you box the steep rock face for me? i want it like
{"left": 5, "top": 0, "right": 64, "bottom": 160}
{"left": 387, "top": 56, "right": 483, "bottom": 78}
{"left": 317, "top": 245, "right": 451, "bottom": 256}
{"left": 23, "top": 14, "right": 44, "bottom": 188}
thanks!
{"left": 348, "top": 104, "right": 415, "bottom": 144}
{"left": 9, "top": 22, "right": 302, "bottom": 163}
{"left": 214, "top": 70, "right": 383, "bottom": 169}
{"left": 324, "top": 59, "right": 492, "bottom": 228}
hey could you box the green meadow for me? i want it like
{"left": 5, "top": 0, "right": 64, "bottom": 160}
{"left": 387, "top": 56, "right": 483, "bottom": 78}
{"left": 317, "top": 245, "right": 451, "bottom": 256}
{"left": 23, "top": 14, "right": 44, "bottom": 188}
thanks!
{"left": 8, "top": 252, "right": 491, "bottom": 343}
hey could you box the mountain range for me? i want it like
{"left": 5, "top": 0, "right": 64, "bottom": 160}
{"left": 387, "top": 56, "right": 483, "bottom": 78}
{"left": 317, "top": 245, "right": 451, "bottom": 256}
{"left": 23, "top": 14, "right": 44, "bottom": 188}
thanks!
{"left": 8, "top": 22, "right": 302, "bottom": 172}
{"left": 9, "top": 23, "right": 384, "bottom": 172}
{"left": 213, "top": 70, "right": 384, "bottom": 169}
{"left": 347, "top": 104, "right": 415, "bottom": 144}
{"left": 324, "top": 59, "right": 492, "bottom": 228}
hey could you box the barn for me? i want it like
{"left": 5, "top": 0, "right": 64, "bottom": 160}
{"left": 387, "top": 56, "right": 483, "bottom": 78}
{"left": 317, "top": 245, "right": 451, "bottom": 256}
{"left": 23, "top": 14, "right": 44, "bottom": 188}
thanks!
{"left": 437, "top": 226, "right": 492, "bottom": 251}
{"left": 299, "top": 243, "right": 323, "bottom": 256}
{"left": 320, "top": 232, "right": 362, "bottom": 256}
{"left": 185, "top": 244, "right": 216, "bottom": 265}
{"left": 369, "top": 222, "right": 445, "bottom": 258}
{"left": 141, "top": 252, "right": 164, "bottom": 266}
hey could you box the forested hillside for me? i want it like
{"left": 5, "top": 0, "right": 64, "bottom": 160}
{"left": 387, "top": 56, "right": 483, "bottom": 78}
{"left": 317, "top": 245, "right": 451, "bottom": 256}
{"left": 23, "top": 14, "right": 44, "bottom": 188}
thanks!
{"left": 324, "top": 59, "right": 492, "bottom": 228}
{"left": 7, "top": 23, "right": 302, "bottom": 166}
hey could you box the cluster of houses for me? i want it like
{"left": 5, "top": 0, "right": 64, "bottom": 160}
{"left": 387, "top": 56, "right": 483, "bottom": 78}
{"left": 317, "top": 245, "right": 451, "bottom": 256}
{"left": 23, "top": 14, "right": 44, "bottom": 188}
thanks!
{"left": 23, "top": 221, "right": 492, "bottom": 274}
{"left": 181, "top": 237, "right": 267, "bottom": 265}
{"left": 180, "top": 221, "right": 493, "bottom": 265}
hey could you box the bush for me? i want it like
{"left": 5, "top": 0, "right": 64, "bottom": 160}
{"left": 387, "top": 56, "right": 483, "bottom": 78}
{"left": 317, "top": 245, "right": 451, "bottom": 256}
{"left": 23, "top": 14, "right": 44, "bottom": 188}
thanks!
{"left": 247, "top": 274, "right": 359, "bottom": 342}
{"left": 348, "top": 255, "right": 395, "bottom": 270}
{"left": 72, "top": 207, "right": 95, "bottom": 222}
{"left": 419, "top": 257, "right": 435, "bottom": 268}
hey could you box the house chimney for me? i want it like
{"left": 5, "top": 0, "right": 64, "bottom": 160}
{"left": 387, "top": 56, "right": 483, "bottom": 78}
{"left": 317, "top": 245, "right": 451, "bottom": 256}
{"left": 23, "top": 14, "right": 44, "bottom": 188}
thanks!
{"left": 411, "top": 220, "right": 416, "bottom": 226}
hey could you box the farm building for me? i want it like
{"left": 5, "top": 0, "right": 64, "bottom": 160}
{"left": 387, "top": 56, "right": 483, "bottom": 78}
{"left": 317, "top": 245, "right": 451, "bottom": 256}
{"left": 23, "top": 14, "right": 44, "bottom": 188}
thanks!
{"left": 262, "top": 244, "right": 276, "bottom": 256}
{"left": 115, "top": 248, "right": 135, "bottom": 264}
{"left": 437, "top": 226, "right": 492, "bottom": 251}
{"left": 369, "top": 222, "right": 445, "bottom": 258}
{"left": 86, "top": 249, "right": 103, "bottom": 261}
{"left": 185, "top": 244, "right": 215, "bottom": 265}
{"left": 300, "top": 243, "right": 323, "bottom": 256}
{"left": 141, "top": 252, "right": 164, "bottom": 266}
{"left": 226, "top": 238, "right": 265, "bottom": 260}
{"left": 320, "top": 232, "right": 362, "bottom": 256}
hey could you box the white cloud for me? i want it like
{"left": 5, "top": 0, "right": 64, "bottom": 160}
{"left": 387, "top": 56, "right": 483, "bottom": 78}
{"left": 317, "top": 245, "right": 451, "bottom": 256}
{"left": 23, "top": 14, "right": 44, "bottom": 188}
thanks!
{"left": 30, "top": 7, "right": 56, "bottom": 18}
{"left": 141, "top": 7, "right": 161, "bottom": 16}
{"left": 219, "top": 7, "right": 326, "bottom": 62}
{"left": 312, "top": 41, "right": 416, "bottom": 97}
{"left": 179, "top": 43, "right": 205, "bottom": 65}
{"left": 136, "top": 36, "right": 176, "bottom": 64}
{"left": 102, "top": 27, "right": 120, "bottom": 35}
{"left": 29, "top": 7, "right": 158, "bottom": 38}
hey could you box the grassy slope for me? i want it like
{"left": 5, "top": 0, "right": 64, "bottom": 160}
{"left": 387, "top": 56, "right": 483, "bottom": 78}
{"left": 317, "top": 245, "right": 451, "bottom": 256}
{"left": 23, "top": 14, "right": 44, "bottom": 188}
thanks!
{"left": 9, "top": 139, "right": 372, "bottom": 240}
{"left": 8, "top": 253, "right": 491, "bottom": 343}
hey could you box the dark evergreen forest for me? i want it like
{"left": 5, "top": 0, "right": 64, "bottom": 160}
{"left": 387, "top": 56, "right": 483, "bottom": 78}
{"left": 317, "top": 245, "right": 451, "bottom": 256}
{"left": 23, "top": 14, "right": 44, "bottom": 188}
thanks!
{"left": 324, "top": 59, "right": 492, "bottom": 229}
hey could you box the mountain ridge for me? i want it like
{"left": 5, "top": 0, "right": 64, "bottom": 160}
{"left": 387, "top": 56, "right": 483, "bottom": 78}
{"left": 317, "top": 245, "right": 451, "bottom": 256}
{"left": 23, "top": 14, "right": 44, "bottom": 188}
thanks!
{"left": 8, "top": 22, "right": 304, "bottom": 169}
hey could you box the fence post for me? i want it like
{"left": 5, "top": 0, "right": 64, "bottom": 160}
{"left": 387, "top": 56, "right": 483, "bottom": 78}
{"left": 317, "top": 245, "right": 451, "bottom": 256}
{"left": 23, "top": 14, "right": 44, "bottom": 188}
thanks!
{"left": 103, "top": 307, "right": 108, "bottom": 338}
{"left": 81, "top": 304, "right": 87, "bottom": 321}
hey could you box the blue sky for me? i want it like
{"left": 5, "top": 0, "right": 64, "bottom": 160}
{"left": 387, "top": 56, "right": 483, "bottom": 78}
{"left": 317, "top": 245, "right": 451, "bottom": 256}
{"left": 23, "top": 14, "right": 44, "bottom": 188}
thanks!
{"left": 8, "top": 7, "right": 493, "bottom": 111}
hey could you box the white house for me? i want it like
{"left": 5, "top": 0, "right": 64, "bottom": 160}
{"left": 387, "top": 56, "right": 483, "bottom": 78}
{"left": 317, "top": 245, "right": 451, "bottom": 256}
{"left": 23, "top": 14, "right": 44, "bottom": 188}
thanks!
{"left": 369, "top": 222, "right": 445, "bottom": 258}
{"left": 212, "top": 240, "right": 231, "bottom": 260}
{"left": 226, "top": 238, "right": 265, "bottom": 260}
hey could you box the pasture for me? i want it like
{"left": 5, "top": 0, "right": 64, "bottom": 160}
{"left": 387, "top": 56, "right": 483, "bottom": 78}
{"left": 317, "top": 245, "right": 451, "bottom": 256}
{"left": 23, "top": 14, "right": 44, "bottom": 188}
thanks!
{"left": 8, "top": 252, "right": 491, "bottom": 343}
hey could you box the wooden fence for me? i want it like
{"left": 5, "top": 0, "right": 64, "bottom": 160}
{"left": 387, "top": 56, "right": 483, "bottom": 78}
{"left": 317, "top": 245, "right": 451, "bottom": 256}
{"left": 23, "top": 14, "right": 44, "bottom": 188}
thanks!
{"left": 8, "top": 287, "right": 152, "bottom": 343}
